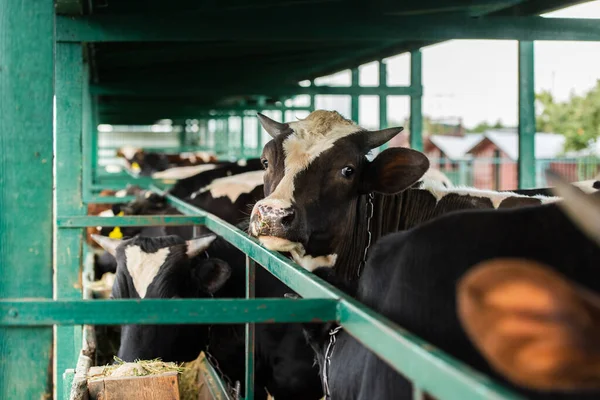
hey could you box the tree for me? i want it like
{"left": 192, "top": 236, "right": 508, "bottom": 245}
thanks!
{"left": 468, "top": 120, "right": 505, "bottom": 133}
{"left": 536, "top": 80, "right": 600, "bottom": 152}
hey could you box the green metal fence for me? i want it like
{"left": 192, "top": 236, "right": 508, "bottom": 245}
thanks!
{"left": 51, "top": 182, "right": 523, "bottom": 400}
{"left": 3, "top": 4, "right": 599, "bottom": 399}
{"left": 430, "top": 156, "right": 600, "bottom": 189}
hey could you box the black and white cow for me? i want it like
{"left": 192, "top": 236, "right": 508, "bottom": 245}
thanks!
{"left": 91, "top": 233, "right": 231, "bottom": 363}
{"left": 249, "top": 110, "right": 559, "bottom": 281}
{"left": 168, "top": 158, "right": 263, "bottom": 199}
{"left": 92, "top": 174, "right": 322, "bottom": 399}
{"left": 457, "top": 176, "right": 600, "bottom": 393}
{"left": 301, "top": 177, "right": 600, "bottom": 400}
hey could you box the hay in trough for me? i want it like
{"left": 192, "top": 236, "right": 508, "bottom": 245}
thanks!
{"left": 89, "top": 356, "right": 184, "bottom": 381}
{"left": 88, "top": 355, "right": 206, "bottom": 400}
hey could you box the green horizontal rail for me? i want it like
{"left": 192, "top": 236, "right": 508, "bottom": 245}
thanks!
{"left": 83, "top": 195, "right": 136, "bottom": 204}
{"left": 147, "top": 186, "right": 523, "bottom": 399}
{"left": 57, "top": 215, "right": 205, "bottom": 227}
{"left": 0, "top": 299, "right": 337, "bottom": 326}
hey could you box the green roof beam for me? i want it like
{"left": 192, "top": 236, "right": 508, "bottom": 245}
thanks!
{"left": 92, "top": 84, "right": 417, "bottom": 97}
{"left": 58, "top": 15, "right": 600, "bottom": 42}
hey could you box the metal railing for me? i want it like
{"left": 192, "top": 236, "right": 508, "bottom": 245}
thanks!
{"left": 40, "top": 182, "right": 526, "bottom": 400}
{"left": 429, "top": 156, "right": 599, "bottom": 189}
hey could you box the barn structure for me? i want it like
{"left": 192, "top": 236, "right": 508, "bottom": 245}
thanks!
{"left": 1, "top": 1, "right": 599, "bottom": 399}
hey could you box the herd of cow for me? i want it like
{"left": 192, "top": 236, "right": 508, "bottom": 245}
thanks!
{"left": 89, "top": 110, "right": 600, "bottom": 399}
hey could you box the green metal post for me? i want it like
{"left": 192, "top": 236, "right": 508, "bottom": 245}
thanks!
{"left": 257, "top": 97, "right": 266, "bottom": 154}
{"left": 518, "top": 41, "right": 536, "bottom": 189}
{"left": 310, "top": 80, "right": 316, "bottom": 112}
{"left": 179, "top": 123, "right": 187, "bottom": 150}
{"left": 379, "top": 60, "right": 389, "bottom": 152}
{"left": 240, "top": 116, "right": 245, "bottom": 158}
{"left": 55, "top": 42, "right": 85, "bottom": 398}
{"left": 224, "top": 118, "right": 230, "bottom": 157}
{"left": 410, "top": 50, "right": 423, "bottom": 151}
{"left": 91, "top": 98, "right": 99, "bottom": 187}
{"left": 0, "top": 3, "right": 54, "bottom": 399}
{"left": 351, "top": 68, "right": 359, "bottom": 122}
{"left": 82, "top": 65, "right": 92, "bottom": 198}
{"left": 245, "top": 257, "right": 256, "bottom": 400}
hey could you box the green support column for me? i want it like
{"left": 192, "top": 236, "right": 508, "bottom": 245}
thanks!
{"left": 351, "top": 68, "right": 359, "bottom": 122}
{"left": 256, "top": 97, "right": 266, "bottom": 154}
{"left": 91, "top": 98, "right": 99, "bottom": 188}
{"left": 309, "top": 80, "right": 316, "bottom": 112}
{"left": 245, "top": 257, "right": 256, "bottom": 400}
{"left": 410, "top": 50, "right": 423, "bottom": 151}
{"left": 0, "top": 3, "right": 54, "bottom": 398}
{"left": 179, "top": 123, "right": 187, "bottom": 150}
{"left": 224, "top": 118, "right": 230, "bottom": 157}
{"left": 518, "top": 41, "right": 536, "bottom": 189}
{"left": 379, "top": 60, "right": 389, "bottom": 152}
{"left": 240, "top": 116, "right": 245, "bottom": 158}
{"left": 55, "top": 42, "right": 85, "bottom": 398}
{"left": 82, "top": 65, "right": 93, "bottom": 198}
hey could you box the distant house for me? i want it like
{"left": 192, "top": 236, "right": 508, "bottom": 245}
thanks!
{"left": 391, "top": 127, "right": 598, "bottom": 189}
{"left": 466, "top": 130, "right": 569, "bottom": 190}
{"left": 425, "top": 134, "right": 482, "bottom": 170}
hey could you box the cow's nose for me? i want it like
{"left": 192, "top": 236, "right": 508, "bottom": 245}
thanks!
{"left": 252, "top": 204, "right": 296, "bottom": 235}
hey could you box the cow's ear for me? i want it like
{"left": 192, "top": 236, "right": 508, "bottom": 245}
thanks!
{"left": 458, "top": 259, "right": 600, "bottom": 391}
{"left": 193, "top": 259, "right": 232, "bottom": 295}
{"left": 361, "top": 148, "right": 429, "bottom": 194}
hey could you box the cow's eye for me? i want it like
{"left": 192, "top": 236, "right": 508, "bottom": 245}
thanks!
{"left": 341, "top": 166, "right": 355, "bottom": 178}
{"left": 261, "top": 158, "right": 269, "bottom": 169}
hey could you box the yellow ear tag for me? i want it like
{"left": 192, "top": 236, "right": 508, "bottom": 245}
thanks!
{"left": 131, "top": 162, "right": 141, "bottom": 172}
{"left": 117, "top": 211, "right": 125, "bottom": 216}
{"left": 108, "top": 226, "right": 123, "bottom": 239}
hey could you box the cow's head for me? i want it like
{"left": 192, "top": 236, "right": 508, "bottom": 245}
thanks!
{"left": 91, "top": 233, "right": 231, "bottom": 362}
{"left": 249, "top": 110, "right": 429, "bottom": 271}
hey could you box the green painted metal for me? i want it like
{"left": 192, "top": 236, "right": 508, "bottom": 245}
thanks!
{"left": 199, "top": 356, "right": 230, "bottom": 400}
{"left": 0, "top": 299, "right": 337, "bottom": 326}
{"left": 83, "top": 195, "right": 137, "bottom": 204}
{"left": 309, "top": 80, "right": 316, "bottom": 112}
{"left": 379, "top": 60, "right": 389, "bottom": 152}
{"left": 55, "top": 42, "right": 86, "bottom": 400}
{"left": 57, "top": 215, "right": 206, "bottom": 228}
{"left": 0, "top": 2, "right": 54, "bottom": 398}
{"left": 410, "top": 49, "right": 424, "bottom": 151}
{"left": 245, "top": 257, "right": 256, "bottom": 400}
{"left": 179, "top": 124, "right": 187, "bottom": 149}
{"left": 91, "top": 99, "right": 99, "bottom": 189}
{"left": 82, "top": 66, "right": 93, "bottom": 198}
{"left": 98, "top": 103, "right": 313, "bottom": 113}
{"left": 151, "top": 188, "right": 522, "bottom": 399}
{"left": 336, "top": 301, "right": 523, "bottom": 400}
{"left": 63, "top": 369, "right": 75, "bottom": 400}
{"left": 240, "top": 116, "right": 246, "bottom": 157}
{"left": 518, "top": 41, "right": 536, "bottom": 189}
{"left": 351, "top": 68, "right": 359, "bottom": 122}
{"left": 57, "top": 15, "right": 600, "bottom": 42}
{"left": 92, "top": 83, "right": 416, "bottom": 98}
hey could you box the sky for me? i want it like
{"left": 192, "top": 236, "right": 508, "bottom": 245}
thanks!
{"left": 309, "top": 1, "right": 600, "bottom": 130}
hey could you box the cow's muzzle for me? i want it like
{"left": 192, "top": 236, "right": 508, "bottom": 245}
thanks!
{"left": 250, "top": 203, "right": 296, "bottom": 238}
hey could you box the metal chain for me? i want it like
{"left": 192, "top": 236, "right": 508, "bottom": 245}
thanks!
{"left": 323, "top": 325, "right": 343, "bottom": 400}
{"left": 357, "top": 192, "right": 375, "bottom": 277}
